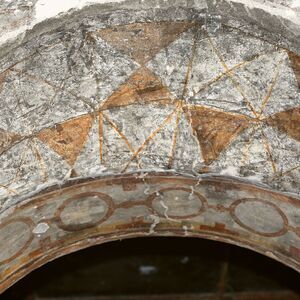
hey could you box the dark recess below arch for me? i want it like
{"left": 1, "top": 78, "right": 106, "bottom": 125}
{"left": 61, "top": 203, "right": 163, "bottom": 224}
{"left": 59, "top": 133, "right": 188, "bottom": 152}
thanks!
{"left": 3, "top": 237, "right": 300, "bottom": 300}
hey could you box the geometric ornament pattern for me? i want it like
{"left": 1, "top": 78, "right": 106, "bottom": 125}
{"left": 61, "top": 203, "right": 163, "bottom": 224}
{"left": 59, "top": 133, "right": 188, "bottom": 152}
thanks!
{"left": 0, "top": 20, "right": 299, "bottom": 204}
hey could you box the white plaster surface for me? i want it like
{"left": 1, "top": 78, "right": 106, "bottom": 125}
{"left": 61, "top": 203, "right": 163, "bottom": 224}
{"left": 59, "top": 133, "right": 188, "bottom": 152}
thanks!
{"left": 0, "top": 0, "right": 300, "bottom": 47}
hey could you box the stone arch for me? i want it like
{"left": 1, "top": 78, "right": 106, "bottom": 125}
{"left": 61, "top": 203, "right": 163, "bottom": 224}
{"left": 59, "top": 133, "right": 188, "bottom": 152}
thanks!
{"left": 0, "top": 173, "right": 299, "bottom": 292}
{"left": 0, "top": 0, "right": 299, "bottom": 293}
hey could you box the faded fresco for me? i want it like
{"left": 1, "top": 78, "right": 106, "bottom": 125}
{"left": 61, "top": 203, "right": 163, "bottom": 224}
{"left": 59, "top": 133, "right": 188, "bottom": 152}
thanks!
{"left": 0, "top": 0, "right": 299, "bottom": 293}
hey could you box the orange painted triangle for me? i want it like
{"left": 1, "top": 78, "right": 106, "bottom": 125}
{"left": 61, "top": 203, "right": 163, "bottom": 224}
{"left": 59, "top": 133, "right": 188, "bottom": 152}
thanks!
{"left": 185, "top": 106, "right": 250, "bottom": 164}
{"left": 288, "top": 51, "right": 300, "bottom": 88}
{"left": 0, "top": 128, "right": 21, "bottom": 154}
{"left": 37, "top": 115, "right": 94, "bottom": 166}
{"left": 100, "top": 67, "right": 172, "bottom": 110}
{"left": 96, "top": 21, "right": 195, "bottom": 65}
{"left": 0, "top": 70, "right": 8, "bottom": 93}
{"left": 266, "top": 107, "right": 300, "bottom": 142}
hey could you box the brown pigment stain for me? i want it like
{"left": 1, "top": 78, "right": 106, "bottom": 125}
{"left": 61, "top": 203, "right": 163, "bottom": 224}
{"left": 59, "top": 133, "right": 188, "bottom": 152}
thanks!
{"left": 0, "top": 129, "right": 21, "bottom": 154}
{"left": 185, "top": 106, "right": 250, "bottom": 164}
{"left": 0, "top": 70, "right": 8, "bottom": 94}
{"left": 96, "top": 21, "right": 195, "bottom": 65}
{"left": 100, "top": 67, "right": 172, "bottom": 110}
{"left": 288, "top": 51, "right": 300, "bottom": 88}
{"left": 266, "top": 107, "right": 300, "bottom": 142}
{"left": 37, "top": 115, "right": 94, "bottom": 166}
{"left": 199, "top": 223, "right": 238, "bottom": 236}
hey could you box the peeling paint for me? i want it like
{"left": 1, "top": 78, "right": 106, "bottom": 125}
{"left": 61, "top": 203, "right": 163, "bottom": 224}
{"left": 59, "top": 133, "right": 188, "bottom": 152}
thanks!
{"left": 32, "top": 222, "right": 49, "bottom": 234}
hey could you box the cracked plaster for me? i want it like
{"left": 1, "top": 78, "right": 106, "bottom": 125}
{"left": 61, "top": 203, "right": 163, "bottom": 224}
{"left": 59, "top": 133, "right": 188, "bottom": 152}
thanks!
{"left": 0, "top": 0, "right": 299, "bottom": 293}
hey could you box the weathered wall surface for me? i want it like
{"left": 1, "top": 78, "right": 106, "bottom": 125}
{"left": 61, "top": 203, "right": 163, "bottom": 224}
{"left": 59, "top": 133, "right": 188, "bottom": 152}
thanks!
{"left": 0, "top": 0, "right": 299, "bottom": 293}
{"left": 0, "top": 0, "right": 299, "bottom": 205}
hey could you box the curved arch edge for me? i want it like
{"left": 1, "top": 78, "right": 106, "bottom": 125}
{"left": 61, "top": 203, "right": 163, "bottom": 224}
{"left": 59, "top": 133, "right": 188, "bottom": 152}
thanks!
{"left": 0, "top": 172, "right": 299, "bottom": 293}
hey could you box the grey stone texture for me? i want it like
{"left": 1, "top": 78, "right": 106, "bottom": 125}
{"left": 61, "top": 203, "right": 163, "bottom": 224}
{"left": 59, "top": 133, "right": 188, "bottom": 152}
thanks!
{"left": 0, "top": 3, "right": 299, "bottom": 206}
{"left": 0, "top": 0, "right": 299, "bottom": 292}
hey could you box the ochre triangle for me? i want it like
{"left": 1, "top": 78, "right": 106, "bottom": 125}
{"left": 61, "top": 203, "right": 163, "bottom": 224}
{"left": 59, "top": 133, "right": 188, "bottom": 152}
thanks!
{"left": 96, "top": 21, "right": 195, "bottom": 65}
{"left": 266, "top": 107, "right": 300, "bottom": 142}
{"left": 0, "top": 71, "right": 7, "bottom": 93}
{"left": 288, "top": 51, "right": 300, "bottom": 88}
{"left": 37, "top": 115, "right": 94, "bottom": 166}
{"left": 100, "top": 67, "right": 172, "bottom": 110}
{"left": 185, "top": 106, "right": 249, "bottom": 164}
{"left": 0, "top": 129, "right": 21, "bottom": 154}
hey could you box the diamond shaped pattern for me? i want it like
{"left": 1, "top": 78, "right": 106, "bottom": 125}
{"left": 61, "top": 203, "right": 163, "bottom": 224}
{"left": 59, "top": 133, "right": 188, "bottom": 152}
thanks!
{"left": 0, "top": 19, "right": 299, "bottom": 201}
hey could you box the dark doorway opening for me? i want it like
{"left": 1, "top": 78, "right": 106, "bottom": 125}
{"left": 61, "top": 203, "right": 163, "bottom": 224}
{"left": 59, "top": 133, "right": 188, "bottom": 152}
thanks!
{"left": 2, "top": 237, "right": 300, "bottom": 299}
